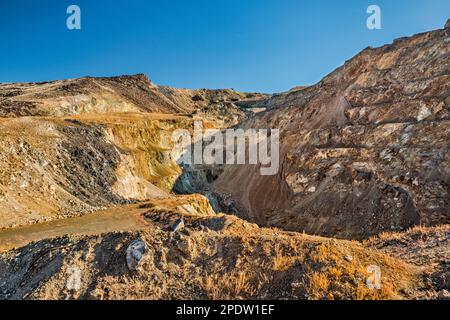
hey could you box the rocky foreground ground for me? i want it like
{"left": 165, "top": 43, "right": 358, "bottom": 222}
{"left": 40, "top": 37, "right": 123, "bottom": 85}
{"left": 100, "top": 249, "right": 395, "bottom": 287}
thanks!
{"left": 0, "top": 22, "right": 449, "bottom": 300}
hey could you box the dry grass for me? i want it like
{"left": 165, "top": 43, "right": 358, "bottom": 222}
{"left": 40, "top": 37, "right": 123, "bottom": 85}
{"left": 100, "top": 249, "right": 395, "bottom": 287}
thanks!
{"left": 310, "top": 272, "right": 330, "bottom": 293}
{"left": 355, "top": 281, "right": 397, "bottom": 300}
{"left": 203, "top": 271, "right": 256, "bottom": 300}
{"left": 305, "top": 242, "right": 418, "bottom": 300}
{"left": 369, "top": 224, "right": 449, "bottom": 243}
{"left": 272, "top": 245, "right": 301, "bottom": 271}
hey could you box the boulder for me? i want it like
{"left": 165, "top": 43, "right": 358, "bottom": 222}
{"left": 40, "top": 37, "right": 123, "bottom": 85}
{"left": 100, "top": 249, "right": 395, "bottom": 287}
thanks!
{"left": 126, "top": 240, "right": 147, "bottom": 271}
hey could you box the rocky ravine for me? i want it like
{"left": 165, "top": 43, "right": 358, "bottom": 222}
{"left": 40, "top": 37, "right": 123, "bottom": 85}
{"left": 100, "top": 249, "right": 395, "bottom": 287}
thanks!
{"left": 0, "top": 23, "right": 449, "bottom": 300}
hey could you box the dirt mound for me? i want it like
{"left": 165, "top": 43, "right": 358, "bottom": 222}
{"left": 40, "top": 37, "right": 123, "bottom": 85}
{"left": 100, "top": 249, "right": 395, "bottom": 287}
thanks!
{"left": 213, "top": 25, "right": 450, "bottom": 240}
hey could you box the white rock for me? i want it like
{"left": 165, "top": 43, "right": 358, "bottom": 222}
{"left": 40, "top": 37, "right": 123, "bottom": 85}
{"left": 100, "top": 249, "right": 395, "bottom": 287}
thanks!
{"left": 171, "top": 218, "right": 185, "bottom": 233}
{"left": 417, "top": 106, "right": 432, "bottom": 121}
{"left": 126, "top": 240, "right": 146, "bottom": 271}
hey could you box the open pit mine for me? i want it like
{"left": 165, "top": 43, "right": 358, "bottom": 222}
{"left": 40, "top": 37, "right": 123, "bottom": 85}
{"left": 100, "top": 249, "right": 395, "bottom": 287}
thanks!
{"left": 0, "top": 22, "right": 449, "bottom": 300}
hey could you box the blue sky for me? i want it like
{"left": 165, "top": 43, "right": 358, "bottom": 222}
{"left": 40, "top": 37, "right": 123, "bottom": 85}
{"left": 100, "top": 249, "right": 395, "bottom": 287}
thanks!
{"left": 0, "top": 0, "right": 449, "bottom": 93}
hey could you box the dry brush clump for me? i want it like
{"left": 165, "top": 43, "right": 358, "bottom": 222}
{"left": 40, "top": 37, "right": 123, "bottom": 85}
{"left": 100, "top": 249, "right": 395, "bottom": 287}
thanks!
{"left": 303, "top": 241, "right": 420, "bottom": 300}
{"left": 203, "top": 271, "right": 257, "bottom": 300}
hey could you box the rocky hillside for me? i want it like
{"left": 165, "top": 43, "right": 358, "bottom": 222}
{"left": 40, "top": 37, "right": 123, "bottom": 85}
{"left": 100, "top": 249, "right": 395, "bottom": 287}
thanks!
{"left": 214, "top": 23, "right": 450, "bottom": 240}
{"left": 0, "top": 74, "right": 268, "bottom": 126}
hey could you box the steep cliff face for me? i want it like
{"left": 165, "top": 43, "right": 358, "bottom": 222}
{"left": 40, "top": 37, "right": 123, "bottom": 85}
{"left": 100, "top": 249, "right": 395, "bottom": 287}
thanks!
{"left": 214, "top": 25, "right": 450, "bottom": 239}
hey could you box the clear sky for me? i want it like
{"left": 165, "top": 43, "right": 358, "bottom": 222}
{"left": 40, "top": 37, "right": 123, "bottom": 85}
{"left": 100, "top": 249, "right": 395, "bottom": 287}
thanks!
{"left": 0, "top": 0, "right": 449, "bottom": 93}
